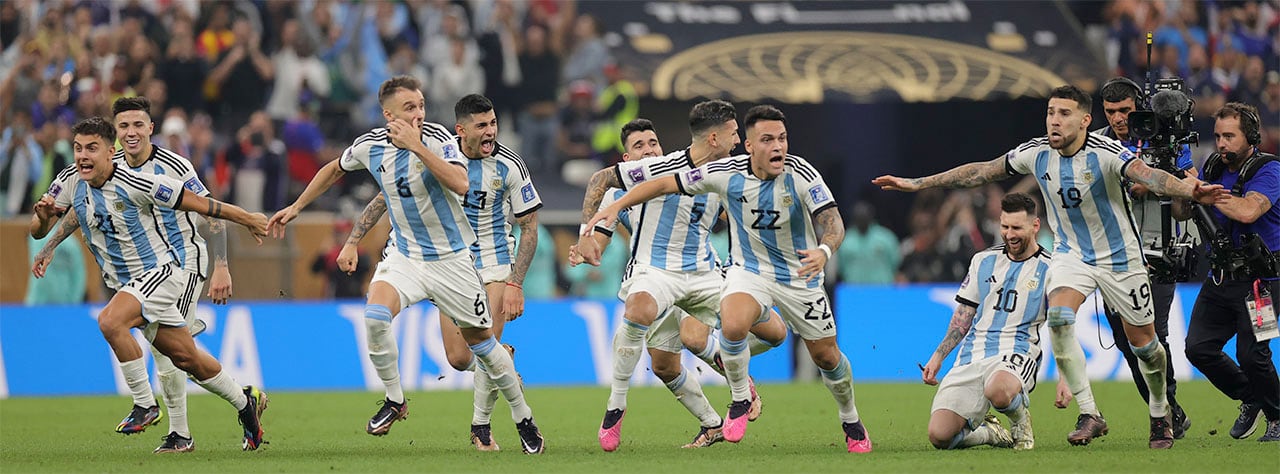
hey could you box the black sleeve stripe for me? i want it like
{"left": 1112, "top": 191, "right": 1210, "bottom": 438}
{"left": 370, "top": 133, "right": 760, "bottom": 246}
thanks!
{"left": 420, "top": 123, "right": 453, "bottom": 143}
{"left": 172, "top": 187, "right": 185, "bottom": 208}
{"left": 955, "top": 296, "right": 979, "bottom": 308}
{"left": 1086, "top": 135, "right": 1125, "bottom": 155}
{"left": 496, "top": 144, "right": 530, "bottom": 179}
{"left": 154, "top": 147, "right": 196, "bottom": 175}
{"left": 1016, "top": 137, "right": 1048, "bottom": 152}
{"left": 809, "top": 201, "right": 837, "bottom": 220}
{"left": 1005, "top": 155, "right": 1025, "bottom": 176}
{"left": 593, "top": 226, "right": 614, "bottom": 237}
{"left": 1119, "top": 156, "right": 1139, "bottom": 177}
{"left": 784, "top": 155, "right": 817, "bottom": 181}
{"left": 648, "top": 156, "right": 692, "bottom": 176}
{"left": 512, "top": 202, "right": 543, "bottom": 218}
{"left": 675, "top": 174, "right": 691, "bottom": 195}
{"left": 704, "top": 163, "right": 738, "bottom": 174}
{"left": 115, "top": 173, "right": 157, "bottom": 195}
{"left": 55, "top": 163, "right": 78, "bottom": 181}
{"left": 613, "top": 165, "right": 628, "bottom": 190}
{"left": 352, "top": 129, "right": 390, "bottom": 148}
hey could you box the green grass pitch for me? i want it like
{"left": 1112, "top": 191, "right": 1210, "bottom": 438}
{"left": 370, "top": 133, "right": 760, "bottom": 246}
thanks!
{"left": 2, "top": 381, "right": 1276, "bottom": 472}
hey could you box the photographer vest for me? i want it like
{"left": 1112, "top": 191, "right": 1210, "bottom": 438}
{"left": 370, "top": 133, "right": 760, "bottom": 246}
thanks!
{"left": 1202, "top": 151, "right": 1280, "bottom": 196}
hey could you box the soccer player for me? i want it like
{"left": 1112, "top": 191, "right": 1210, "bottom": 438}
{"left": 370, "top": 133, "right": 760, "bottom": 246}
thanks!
{"left": 587, "top": 105, "right": 871, "bottom": 453}
{"left": 30, "top": 117, "right": 269, "bottom": 451}
{"left": 267, "top": 76, "right": 545, "bottom": 453}
{"left": 571, "top": 114, "right": 788, "bottom": 450}
{"left": 874, "top": 85, "right": 1228, "bottom": 449}
{"left": 337, "top": 94, "right": 541, "bottom": 451}
{"left": 30, "top": 97, "right": 233, "bottom": 453}
{"left": 1093, "top": 78, "right": 1193, "bottom": 438}
{"left": 922, "top": 193, "right": 1051, "bottom": 451}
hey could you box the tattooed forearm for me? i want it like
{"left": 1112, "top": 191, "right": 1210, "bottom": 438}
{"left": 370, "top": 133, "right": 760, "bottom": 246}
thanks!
{"left": 511, "top": 213, "right": 539, "bottom": 284}
{"left": 348, "top": 194, "right": 388, "bottom": 245}
{"left": 36, "top": 210, "right": 81, "bottom": 263}
{"left": 206, "top": 200, "right": 224, "bottom": 218}
{"left": 207, "top": 218, "right": 229, "bottom": 266}
{"left": 1125, "top": 161, "right": 1193, "bottom": 199}
{"left": 932, "top": 304, "right": 977, "bottom": 359}
{"left": 813, "top": 207, "right": 845, "bottom": 250}
{"left": 581, "top": 167, "right": 623, "bottom": 224}
{"left": 912, "top": 157, "right": 1009, "bottom": 189}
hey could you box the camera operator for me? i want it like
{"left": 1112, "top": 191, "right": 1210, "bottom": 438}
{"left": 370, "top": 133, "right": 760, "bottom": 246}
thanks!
{"left": 1187, "top": 102, "right": 1280, "bottom": 442}
{"left": 1093, "top": 78, "right": 1193, "bottom": 438}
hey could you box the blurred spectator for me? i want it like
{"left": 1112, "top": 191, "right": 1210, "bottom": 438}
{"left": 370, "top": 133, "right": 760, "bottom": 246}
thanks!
{"left": 514, "top": 222, "right": 559, "bottom": 300}
{"left": 207, "top": 16, "right": 273, "bottom": 132}
{"left": 185, "top": 113, "right": 228, "bottom": 200}
{"left": 516, "top": 23, "right": 563, "bottom": 174}
{"left": 1227, "top": 0, "right": 1276, "bottom": 61}
{"left": 1229, "top": 56, "right": 1267, "bottom": 109}
{"left": 386, "top": 41, "right": 430, "bottom": 91}
{"left": 197, "top": 2, "right": 235, "bottom": 63}
{"left": 226, "top": 111, "right": 285, "bottom": 212}
{"left": 563, "top": 237, "right": 628, "bottom": 298}
{"left": 427, "top": 37, "right": 484, "bottom": 125}
{"left": 26, "top": 232, "right": 86, "bottom": 305}
{"left": 0, "top": 110, "right": 40, "bottom": 217}
{"left": 1152, "top": 0, "right": 1207, "bottom": 71}
{"left": 591, "top": 63, "right": 638, "bottom": 165}
{"left": 121, "top": 36, "right": 157, "bottom": 89}
{"left": 266, "top": 19, "right": 331, "bottom": 122}
{"left": 312, "top": 219, "right": 370, "bottom": 299}
{"left": 561, "top": 13, "right": 609, "bottom": 89}
{"left": 1262, "top": 71, "right": 1280, "bottom": 153}
{"left": 837, "top": 202, "right": 900, "bottom": 285}
{"left": 476, "top": 0, "right": 522, "bottom": 126}
{"left": 159, "top": 110, "right": 191, "bottom": 157}
{"left": 283, "top": 97, "right": 326, "bottom": 191}
{"left": 422, "top": 4, "right": 477, "bottom": 73}
{"left": 28, "top": 119, "right": 71, "bottom": 209}
{"left": 373, "top": 0, "right": 414, "bottom": 57}
{"left": 559, "top": 80, "right": 597, "bottom": 167}
{"left": 158, "top": 18, "right": 207, "bottom": 115}
{"left": 31, "top": 80, "right": 74, "bottom": 129}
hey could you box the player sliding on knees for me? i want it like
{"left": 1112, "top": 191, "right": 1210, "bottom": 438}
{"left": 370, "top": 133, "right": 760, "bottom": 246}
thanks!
{"left": 587, "top": 105, "right": 871, "bottom": 453}
{"left": 571, "top": 109, "right": 788, "bottom": 451}
{"left": 337, "top": 94, "right": 542, "bottom": 452}
{"left": 922, "top": 193, "right": 1051, "bottom": 452}
{"left": 267, "top": 77, "right": 544, "bottom": 453}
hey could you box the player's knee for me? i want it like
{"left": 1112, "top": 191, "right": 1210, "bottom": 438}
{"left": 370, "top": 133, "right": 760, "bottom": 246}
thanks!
{"left": 651, "top": 359, "right": 681, "bottom": 382}
{"left": 808, "top": 345, "right": 841, "bottom": 370}
{"left": 680, "top": 333, "right": 706, "bottom": 354}
{"left": 623, "top": 294, "right": 659, "bottom": 325}
{"left": 447, "top": 352, "right": 474, "bottom": 372}
{"left": 928, "top": 425, "right": 957, "bottom": 450}
{"left": 1130, "top": 339, "right": 1161, "bottom": 361}
{"left": 985, "top": 387, "right": 1016, "bottom": 409}
{"left": 1046, "top": 306, "right": 1076, "bottom": 328}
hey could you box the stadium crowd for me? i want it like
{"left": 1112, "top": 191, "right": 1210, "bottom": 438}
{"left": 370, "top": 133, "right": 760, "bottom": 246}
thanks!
{"left": 2, "top": 0, "right": 1278, "bottom": 297}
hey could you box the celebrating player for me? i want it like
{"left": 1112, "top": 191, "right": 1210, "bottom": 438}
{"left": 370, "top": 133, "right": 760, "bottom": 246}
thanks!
{"left": 31, "top": 117, "right": 269, "bottom": 451}
{"left": 587, "top": 105, "right": 870, "bottom": 453}
{"left": 922, "top": 193, "right": 1050, "bottom": 451}
{"left": 267, "top": 77, "right": 544, "bottom": 453}
{"left": 874, "top": 85, "right": 1228, "bottom": 449}
{"left": 338, "top": 94, "right": 542, "bottom": 451}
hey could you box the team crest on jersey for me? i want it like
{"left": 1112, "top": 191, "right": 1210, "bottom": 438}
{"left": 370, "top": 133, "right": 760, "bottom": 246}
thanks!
{"left": 114, "top": 201, "right": 125, "bottom": 212}
{"left": 521, "top": 183, "right": 536, "bottom": 203}
{"left": 781, "top": 194, "right": 793, "bottom": 207}
{"left": 490, "top": 177, "right": 503, "bottom": 189}
{"left": 184, "top": 177, "right": 205, "bottom": 194}
{"left": 628, "top": 167, "right": 646, "bottom": 183}
{"left": 685, "top": 169, "right": 703, "bottom": 183}
{"left": 48, "top": 183, "right": 62, "bottom": 198}
{"left": 1024, "top": 277, "right": 1040, "bottom": 291}
{"left": 412, "top": 160, "right": 426, "bottom": 173}
{"left": 1080, "top": 170, "right": 1094, "bottom": 183}
{"left": 155, "top": 185, "right": 173, "bottom": 202}
{"left": 809, "top": 185, "right": 831, "bottom": 204}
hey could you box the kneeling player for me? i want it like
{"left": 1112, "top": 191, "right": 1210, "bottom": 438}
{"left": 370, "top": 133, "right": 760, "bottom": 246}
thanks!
{"left": 922, "top": 193, "right": 1049, "bottom": 451}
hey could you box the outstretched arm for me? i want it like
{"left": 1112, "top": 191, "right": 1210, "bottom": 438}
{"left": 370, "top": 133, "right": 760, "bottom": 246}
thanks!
{"left": 1124, "top": 160, "right": 1227, "bottom": 205}
{"left": 574, "top": 167, "right": 624, "bottom": 265}
{"left": 338, "top": 194, "right": 387, "bottom": 273}
{"left": 175, "top": 190, "right": 268, "bottom": 243}
{"left": 203, "top": 217, "right": 233, "bottom": 304}
{"left": 798, "top": 206, "right": 844, "bottom": 282}
{"left": 921, "top": 303, "right": 977, "bottom": 385}
{"left": 873, "top": 156, "right": 1010, "bottom": 192}
{"left": 268, "top": 159, "right": 348, "bottom": 237}
{"left": 584, "top": 175, "right": 680, "bottom": 233}
{"left": 31, "top": 209, "right": 81, "bottom": 278}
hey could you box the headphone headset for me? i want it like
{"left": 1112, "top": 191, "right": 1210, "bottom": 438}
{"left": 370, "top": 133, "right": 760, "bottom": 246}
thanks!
{"left": 1101, "top": 77, "right": 1147, "bottom": 105}
{"left": 1228, "top": 103, "right": 1262, "bottom": 146}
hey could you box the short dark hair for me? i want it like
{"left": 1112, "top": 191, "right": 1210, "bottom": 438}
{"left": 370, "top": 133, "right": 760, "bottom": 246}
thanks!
{"left": 111, "top": 96, "right": 151, "bottom": 117}
{"left": 1049, "top": 85, "right": 1091, "bottom": 113}
{"left": 1001, "top": 192, "right": 1038, "bottom": 215}
{"left": 688, "top": 99, "right": 736, "bottom": 137}
{"left": 1099, "top": 78, "right": 1142, "bottom": 104}
{"left": 378, "top": 75, "right": 422, "bottom": 105}
{"left": 1215, "top": 102, "right": 1261, "bottom": 138}
{"left": 743, "top": 104, "right": 786, "bottom": 130}
{"left": 620, "top": 118, "right": 656, "bottom": 147}
{"left": 454, "top": 94, "right": 494, "bottom": 123}
{"left": 72, "top": 116, "right": 117, "bottom": 144}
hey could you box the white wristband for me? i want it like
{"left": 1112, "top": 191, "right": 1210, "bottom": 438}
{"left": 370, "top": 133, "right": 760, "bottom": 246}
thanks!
{"left": 818, "top": 244, "right": 832, "bottom": 259}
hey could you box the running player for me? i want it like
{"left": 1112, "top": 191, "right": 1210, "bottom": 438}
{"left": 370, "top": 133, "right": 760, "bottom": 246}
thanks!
{"left": 587, "top": 105, "right": 871, "bottom": 453}
{"left": 31, "top": 116, "right": 269, "bottom": 451}
{"left": 874, "top": 85, "right": 1228, "bottom": 449}
{"left": 922, "top": 193, "right": 1050, "bottom": 451}
{"left": 267, "top": 76, "right": 544, "bottom": 453}
{"left": 338, "top": 94, "right": 542, "bottom": 451}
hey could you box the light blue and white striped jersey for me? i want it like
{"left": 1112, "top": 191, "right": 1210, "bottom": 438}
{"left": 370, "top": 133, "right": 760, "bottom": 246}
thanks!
{"left": 49, "top": 164, "right": 187, "bottom": 289}
{"left": 675, "top": 154, "right": 835, "bottom": 288}
{"left": 110, "top": 146, "right": 210, "bottom": 278}
{"left": 338, "top": 122, "right": 476, "bottom": 261}
{"left": 603, "top": 149, "right": 723, "bottom": 273}
{"left": 953, "top": 244, "right": 1051, "bottom": 367}
{"left": 1006, "top": 134, "right": 1144, "bottom": 271}
{"left": 459, "top": 139, "right": 542, "bottom": 269}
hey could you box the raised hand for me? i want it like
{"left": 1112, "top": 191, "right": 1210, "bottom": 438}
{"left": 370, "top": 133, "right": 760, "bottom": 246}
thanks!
{"left": 871, "top": 175, "right": 920, "bottom": 192}
{"left": 267, "top": 206, "right": 299, "bottom": 239}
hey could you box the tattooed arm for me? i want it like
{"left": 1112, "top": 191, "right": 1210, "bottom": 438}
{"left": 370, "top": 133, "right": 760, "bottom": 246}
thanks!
{"left": 873, "top": 156, "right": 1011, "bottom": 192}
{"left": 1124, "top": 159, "right": 1228, "bottom": 205}
{"left": 921, "top": 303, "right": 978, "bottom": 385}
{"left": 798, "top": 206, "right": 844, "bottom": 282}
{"left": 31, "top": 208, "right": 81, "bottom": 278}
{"left": 204, "top": 217, "right": 233, "bottom": 304}
{"left": 338, "top": 195, "right": 388, "bottom": 273}
{"left": 575, "top": 166, "right": 624, "bottom": 265}
{"left": 174, "top": 190, "right": 268, "bottom": 243}
{"left": 504, "top": 211, "right": 540, "bottom": 318}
